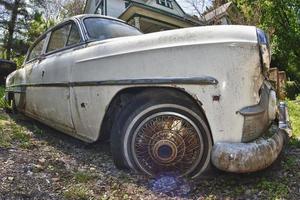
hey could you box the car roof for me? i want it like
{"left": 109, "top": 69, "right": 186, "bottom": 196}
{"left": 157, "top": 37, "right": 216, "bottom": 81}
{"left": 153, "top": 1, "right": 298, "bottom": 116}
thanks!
{"left": 28, "top": 14, "right": 129, "bottom": 51}
{"left": 25, "top": 14, "right": 139, "bottom": 63}
{"left": 71, "top": 14, "right": 126, "bottom": 23}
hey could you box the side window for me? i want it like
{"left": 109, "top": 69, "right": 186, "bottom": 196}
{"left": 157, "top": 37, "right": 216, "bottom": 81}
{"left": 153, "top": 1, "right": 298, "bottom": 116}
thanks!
{"left": 67, "top": 24, "right": 81, "bottom": 46}
{"left": 28, "top": 37, "right": 46, "bottom": 61}
{"left": 47, "top": 22, "right": 81, "bottom": 53}
{"left": 47, "top": 24, "right": 71, "bottom": 52}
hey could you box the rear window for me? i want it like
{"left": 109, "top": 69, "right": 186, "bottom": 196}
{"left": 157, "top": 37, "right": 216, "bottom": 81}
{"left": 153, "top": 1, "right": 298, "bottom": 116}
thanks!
{"left": 83, "top": 17, "right": 142, "bottom": 41}
{"left": 47, "top": 24, "right": 71, "bottom": 52}
{"left": 47, "top": 22, "right": 82, "bottom": 53}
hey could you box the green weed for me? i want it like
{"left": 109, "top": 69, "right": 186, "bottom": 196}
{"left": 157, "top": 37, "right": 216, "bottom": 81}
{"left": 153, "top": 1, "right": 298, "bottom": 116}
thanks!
{"left": 33, "top": 125, "right": 44, "bottom": 135}
{"left": 0, "top": 129, "right": 11, "bottom": 148}
{"left": 0, "top": 86, "right": 9, "bottom": 109}
{"left": 257, "top": 178, "right": 289, "bottom": 200}
{"left": 63, "top": 185, "right": 93, "bottom": 200}
{"left": 287, "top": 97, "right": 300, "bottom": 138}
{"left": 74, "top": 171, "right": 96, "bottom": 183}
{"left": 10, "top": 124, "right": 33, "bottom": 149}
{"left": 283, "top": 156, "right": 297, "bottom": 170}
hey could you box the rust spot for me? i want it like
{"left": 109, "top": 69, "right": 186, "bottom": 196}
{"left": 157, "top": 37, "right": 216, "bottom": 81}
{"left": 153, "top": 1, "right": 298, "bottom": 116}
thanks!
{"left": 212, "top": 95, "right": 221, "bottom": 101}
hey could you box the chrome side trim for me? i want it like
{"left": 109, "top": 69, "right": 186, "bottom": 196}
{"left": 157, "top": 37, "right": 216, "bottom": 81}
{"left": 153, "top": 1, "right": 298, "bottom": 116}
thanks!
{"left": 7, "top": 76, "right": 218, "bottom": 88}
{"left": 71, "top": 76, "right": 218, "bottom": 86}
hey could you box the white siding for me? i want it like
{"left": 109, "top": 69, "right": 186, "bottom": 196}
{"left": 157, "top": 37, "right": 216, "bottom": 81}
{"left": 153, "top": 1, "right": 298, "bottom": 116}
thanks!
{"left": 146, "top": 0, "right": 185, "bottom": 17}
{"left": 85, "top": 0, "right": 97, "bottom": 14}
{"left": 107, "top": 0, "right": 126, "bottom": 17}
{"left": 85, "top": 0, "right": 186, "bottom": 18}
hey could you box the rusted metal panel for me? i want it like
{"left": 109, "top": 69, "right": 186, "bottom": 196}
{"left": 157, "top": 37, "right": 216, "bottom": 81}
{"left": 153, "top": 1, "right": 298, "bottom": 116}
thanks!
{"left": 211, "top": 102, "right": 291, "bottom": 173}
{"left": 211, "top": 129, "right": 287, "bottom": 173}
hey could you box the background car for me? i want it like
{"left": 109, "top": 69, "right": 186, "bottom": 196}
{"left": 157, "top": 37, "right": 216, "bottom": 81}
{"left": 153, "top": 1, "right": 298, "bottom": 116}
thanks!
{"left": 0, "top": 59, "right": 16, "bottom": 85}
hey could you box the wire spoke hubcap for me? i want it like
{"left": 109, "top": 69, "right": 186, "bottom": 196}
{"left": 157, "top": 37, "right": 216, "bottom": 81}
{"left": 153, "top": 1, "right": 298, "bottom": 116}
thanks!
{"left": 132, "top": 112, "right": 204, "bottom": 177}
{"left": 153, "top": 139, "right": 178, "bottom": 164}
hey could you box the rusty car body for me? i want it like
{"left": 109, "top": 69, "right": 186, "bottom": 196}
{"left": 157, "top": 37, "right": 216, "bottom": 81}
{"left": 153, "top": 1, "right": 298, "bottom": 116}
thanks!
{"left": 4, "top": 14, "right": 291, "bottom": 178}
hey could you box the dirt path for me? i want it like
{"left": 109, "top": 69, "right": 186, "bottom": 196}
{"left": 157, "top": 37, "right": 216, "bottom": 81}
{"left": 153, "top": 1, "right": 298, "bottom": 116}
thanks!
{"left": 0, "top": 110, "right": 299, "bottom": 200}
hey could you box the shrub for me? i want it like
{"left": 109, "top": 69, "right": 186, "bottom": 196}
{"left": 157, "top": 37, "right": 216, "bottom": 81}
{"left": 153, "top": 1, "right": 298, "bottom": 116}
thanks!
{"left": 285, "top": 81, "right": 300, "bottom": 100}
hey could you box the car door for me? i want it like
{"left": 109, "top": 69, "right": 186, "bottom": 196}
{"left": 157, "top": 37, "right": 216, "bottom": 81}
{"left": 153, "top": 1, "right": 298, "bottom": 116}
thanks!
{"left": 30, "top": 21, "right": 83, "bottom": 133}
{"left": 24, "top": 35, "right": 48, "bottom": 114}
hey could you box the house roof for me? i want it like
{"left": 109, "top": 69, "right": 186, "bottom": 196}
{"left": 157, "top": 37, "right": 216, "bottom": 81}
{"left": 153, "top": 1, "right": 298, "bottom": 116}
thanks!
{"left": 119, "top": 1, "right": 203, "bottom": 26}
{"left": 204, "top": 2, "right": 232, "bottom": 22}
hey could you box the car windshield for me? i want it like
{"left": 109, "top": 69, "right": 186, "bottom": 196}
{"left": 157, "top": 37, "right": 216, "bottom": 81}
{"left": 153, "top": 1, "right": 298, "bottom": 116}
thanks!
{"left": 83, "top": 17, "right": 142, "bottom": 41}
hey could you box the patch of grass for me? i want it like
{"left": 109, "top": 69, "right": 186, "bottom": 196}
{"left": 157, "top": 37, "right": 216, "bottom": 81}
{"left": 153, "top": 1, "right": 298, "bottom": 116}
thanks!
{"left": 0, "top": 113, "right": 11, "bottom": 148}
{"left": 63, "top": 185, "right": 93, "bottom": 200}
{"left": 233, "top": 185, "right": 246, "bottom": 196}
{"left": 0, "top": 129, "right": 12, "bottom": 148}
{"left": 10, "top": 123, "right": 33, "bottom": 149}
{"left": 289, "top": 136, "right": 300, "bottom": 148}
{"left": 287, "top": 97, "right": 300, "bottom": 138}
{"left": 0, "top": 113, "right": 34, "bottom": 149}
{"left": 256, "top": 178, "right": 289, "bottom": 200}
{"left": 0, "top": 85, "right": 9, "bottom": 109}
{"left": 282, "top": 156, "right": 297, "bottom": 170}
{"left": 74, "top": 171, "right": 95, "bottom": 183}
{"left": 33, "top": 125, "right": 44, "bottom": 135}
{"left": 0, "top": 113, "right": 8, "bottom": 120}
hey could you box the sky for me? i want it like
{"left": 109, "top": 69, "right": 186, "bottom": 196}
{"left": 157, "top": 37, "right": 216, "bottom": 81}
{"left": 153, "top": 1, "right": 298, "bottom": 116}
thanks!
{"left": 176, "top": 0, "right": 212, "bottom": 16}
{"left": 176, "top": 0, "right": 195, "bottom": 14}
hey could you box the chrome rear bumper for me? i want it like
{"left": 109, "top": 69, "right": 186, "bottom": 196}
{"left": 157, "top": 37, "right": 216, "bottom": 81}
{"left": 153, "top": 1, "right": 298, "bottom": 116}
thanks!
{"left": 211, "top": 102, "right": 291, "bottom": 173}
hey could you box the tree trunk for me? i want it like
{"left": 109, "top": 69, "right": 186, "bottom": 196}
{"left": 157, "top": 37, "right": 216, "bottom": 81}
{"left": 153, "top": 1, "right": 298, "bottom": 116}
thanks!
{"left": 5, "top": 0, "right": 20, "bottom": 60}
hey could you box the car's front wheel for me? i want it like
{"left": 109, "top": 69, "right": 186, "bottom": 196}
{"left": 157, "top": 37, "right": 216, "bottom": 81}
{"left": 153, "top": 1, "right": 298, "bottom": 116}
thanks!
{"left": 110, "top": 90, "right": 212, "bottom": 178}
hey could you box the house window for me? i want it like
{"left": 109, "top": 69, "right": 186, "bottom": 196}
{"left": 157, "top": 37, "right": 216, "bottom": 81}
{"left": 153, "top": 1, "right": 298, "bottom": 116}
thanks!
{"left": 95, "top": 0, "right": 104, "bottom": 15}
{"left": 156, "top": 0, "right": 173, "bottom": 9}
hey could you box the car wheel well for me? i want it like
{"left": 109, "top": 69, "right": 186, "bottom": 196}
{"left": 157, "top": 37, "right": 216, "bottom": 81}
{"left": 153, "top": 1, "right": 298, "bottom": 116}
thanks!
{"left": 98, "top": 87, "right": 211, "bottom": 142}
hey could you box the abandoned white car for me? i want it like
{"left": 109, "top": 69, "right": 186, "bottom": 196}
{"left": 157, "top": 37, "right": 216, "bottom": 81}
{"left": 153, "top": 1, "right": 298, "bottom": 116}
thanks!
{"left": 5, "top": 14, "right": 291, "bottom": 178}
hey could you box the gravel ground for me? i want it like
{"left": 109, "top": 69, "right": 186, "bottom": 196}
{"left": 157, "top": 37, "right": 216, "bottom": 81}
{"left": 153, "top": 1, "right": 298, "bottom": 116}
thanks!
{"left": 0, "top": 109, "right": 299, "bottom": 200}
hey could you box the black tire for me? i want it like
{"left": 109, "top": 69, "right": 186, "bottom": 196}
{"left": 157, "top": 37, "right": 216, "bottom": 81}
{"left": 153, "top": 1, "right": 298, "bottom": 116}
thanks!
{"left": 110, "top": 89, "right": 212, "bottom": 178}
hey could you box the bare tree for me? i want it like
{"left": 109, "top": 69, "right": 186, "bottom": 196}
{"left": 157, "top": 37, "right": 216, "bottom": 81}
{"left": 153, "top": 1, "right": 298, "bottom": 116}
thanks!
{"left": 60, "top": 0, "right": 85, "bottom": 18}
{"left": 34, "top": 0, "right": 85, "bottom": 21}
{"left": 184, "top": 0, "right": 211, "bottom": 19}
{"left": 34, "top": 0, "right": 65, "bottom": 21}
{"left": 185, "top": 0, "right": 246, "bottom": 25}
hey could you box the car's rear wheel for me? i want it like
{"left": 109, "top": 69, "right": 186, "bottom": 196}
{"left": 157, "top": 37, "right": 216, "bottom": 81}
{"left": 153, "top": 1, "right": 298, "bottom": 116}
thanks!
{"left": 110, "top": 90, "right": 212, "bottom": 178}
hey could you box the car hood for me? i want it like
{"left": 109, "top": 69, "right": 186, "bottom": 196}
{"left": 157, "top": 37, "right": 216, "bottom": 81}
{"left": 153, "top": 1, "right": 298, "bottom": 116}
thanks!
{"left": 86, "top": 25, "right": 258, "bottom": 54}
